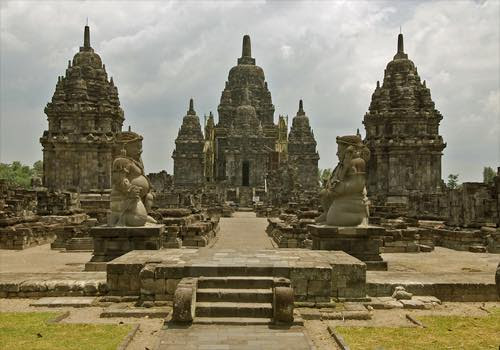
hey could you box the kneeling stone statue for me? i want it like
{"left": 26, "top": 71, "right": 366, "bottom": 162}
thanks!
{"left": 316, "top": 133, "right": 370, "bottom": 227}
{"left": 109, "top": 131, "right": 157, "bottom": 227}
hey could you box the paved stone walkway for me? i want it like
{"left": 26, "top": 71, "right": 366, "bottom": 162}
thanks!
{"left": 157, "top": 324, "right": 316, "bottom": 350}
{"left": 212, "top": 211, "right": 274, "bottom": 250}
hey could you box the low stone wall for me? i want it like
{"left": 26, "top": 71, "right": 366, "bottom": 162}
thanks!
{"left": 367, "top": 281, "right": 499, "bottom": 302}
{"left": 0, "top": 221, "right": 57, "bottom": 250}
{"left": 0, "top": 277, "right": 108, "bottom": 298}
{"left": 433, "top": 227, "right": 500, "bottom": 253}
{"left": 266, "top": 211, "right": 317, "bottom": 248}
{"left": 49, "top": 214, "right": 95, "bottom": 250}
{"left": 153, "top": 209, "right": 219, "bottom": 248}
{"left": 381, "top": 227, "right": 435, "bottom": 253}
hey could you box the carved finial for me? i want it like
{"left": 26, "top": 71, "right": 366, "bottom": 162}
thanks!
{"left": 187, "top": 98, "right": 195, "bottom": 115}
{"left": 423, "top": 80, "right": 426, "bottom": 88}
{"left": 298, "top": 99, "right": 305, "bottom": 116}
{"left": 110, "top": 76, "right": 114, "bottom": 85}
{"left": 209, "top": 111, "right": 213, "bottom": 118}
{"left": 68, "top": 60, "right": 71, "bottom": 68}
{"left": 128, "top": 125, "right": 131, "bottom": 132}
{"left": 397, "top": 33, "right": 404, "bottom": 54}
{"left": 84, "top": 25, "right": 90, "bottom": 48}
{"left": 376, "top": 80, "right": 380, "bottom": 89}
{"left": 356, "top": 128, "right": 360, "bottom": 136}
{"left": 242, "top": 35, "right": 251, "bottom": 58}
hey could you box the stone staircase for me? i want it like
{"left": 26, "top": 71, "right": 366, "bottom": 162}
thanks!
{"left": 195, "top": 276, "right": 274, "bottom": 323}
{"left": 238, "top": 187, "right": 253, "bottom": 208}
{"left": 172, "top": 275, "right": 296, "bottom": 325}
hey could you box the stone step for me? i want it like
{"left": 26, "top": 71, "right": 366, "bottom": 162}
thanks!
{"left": 195, "top": 302, "right": 273, "bottom": 318}
{"left": 193, "top": 317, "right": 273, "bottom": 325}
{"left": 196, "top": 288, "right": 273, "bottom": 303}
{"left": 198, "top": 276, "right": 274, "bottom": 289}
{"left": 66, "top": 237, "right": 93, "bottom": 251}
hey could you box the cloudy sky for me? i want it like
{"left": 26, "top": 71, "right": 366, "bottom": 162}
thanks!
{"left": 1, "top": 0, "right": 498, "bottom": 182}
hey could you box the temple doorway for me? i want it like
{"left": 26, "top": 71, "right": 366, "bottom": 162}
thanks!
{"left": 242, "top": 160, "right": 250, "bottom": 186}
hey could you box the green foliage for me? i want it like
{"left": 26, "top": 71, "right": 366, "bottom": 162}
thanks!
{"left": 336, "top": 307, "right": 500, "bottom": 350}
{"left": 0, "top": 161, "right": 42, "bottom": 188}
{"left": 446, "top": 173, "right": 459, "bottom": 189}
{"left": 318, "top": 168, "right": 332, "bottom": 187}
{"left": 0, "top": 312, "right": 132, "bottom": 350}
{"left": 483, "top": 166, "right": 496, "bottom": 185}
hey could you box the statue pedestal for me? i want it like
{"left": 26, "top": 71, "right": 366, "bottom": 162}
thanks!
{"left": 85, "top": 224, "right": 165, "bottom": 271}
{"left": 308, "top": 224, "right": 387, "bottom": 271}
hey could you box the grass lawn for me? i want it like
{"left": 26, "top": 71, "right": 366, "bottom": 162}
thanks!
{"left": 336, "top": 308, "right": 500, "bottom": 350}
{"left": 0, "top": 312, "right": 133, "bottom": 350}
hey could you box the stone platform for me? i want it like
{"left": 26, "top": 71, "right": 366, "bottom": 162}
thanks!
{"left": 106, "top": 248, "right": 367, "bottom": 302}
{"left": 85, "top": 224, "right": 164, "bottom": 271}
{"left": 308, "top": 224, "right": 387, "bottom": 271}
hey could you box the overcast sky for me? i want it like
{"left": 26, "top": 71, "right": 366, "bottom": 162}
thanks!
{"left": 1, "top": 0, "right": 498, "bottom": 182}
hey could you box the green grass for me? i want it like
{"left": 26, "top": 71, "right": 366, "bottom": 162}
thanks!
{"left": 0, "top": 312, "right": 133, "bottom": 350}
{"left": 336, "top": 308, "right": 500, "bottom": 350}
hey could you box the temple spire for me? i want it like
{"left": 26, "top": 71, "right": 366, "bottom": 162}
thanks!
{"left": 84, "top": 25, "right": 90, "bottom": 49}
{"left": 298, "top": 99, "right": 305, "bottom": 116}
{"left": 238, "top": 35, "right": 256, "bottom": 65}
{"left": 393, "top": 32, "right": 408, "bottom": 60}
{"left": 187, "top": 98, "right": 195, "bottom": 115}
{"left": 242, "top": 35, "right": 251, "bottom": 58}
{"left": 397, "top": 33, "right": 404, "bottom": 54}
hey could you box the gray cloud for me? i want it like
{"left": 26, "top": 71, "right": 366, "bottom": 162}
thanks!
{"left": 1, "top": 0, "right": 498, "bottom": 182}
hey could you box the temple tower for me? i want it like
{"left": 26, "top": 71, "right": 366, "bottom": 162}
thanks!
{"left": 40, "top": 25, "right": 124, "bottom": 191}
{"left": 214, "top": 35, "right": 279, "bottom": 183}
{"left": 172, "top": 99, "right": 205, "bottom": 187}
{"left": 363, "top": 33, "right": 446, "bottom": 205}
{"left": 288, "top": 100, "right": 319, "bottom": 190}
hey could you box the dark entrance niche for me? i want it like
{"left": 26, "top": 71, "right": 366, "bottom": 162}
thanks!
{"left": 242, "top": 160, "right": 250, "bottom": 186}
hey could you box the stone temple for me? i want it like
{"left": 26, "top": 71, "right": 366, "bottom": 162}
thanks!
{"left": 172, "top": 35, "right": 319, "bottom": 205}
{"left": 40, "top": 25, "right": 124, "bottom": 192}
{"left": 363, "top": 33, "right": 446, "bottom": 209}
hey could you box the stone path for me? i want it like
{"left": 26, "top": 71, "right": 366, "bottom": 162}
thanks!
{"left": 157, "top": 324, "right": 316, "bottom": 350}
{"left": 211, "top": 211, "right": 274, "bottom": 250}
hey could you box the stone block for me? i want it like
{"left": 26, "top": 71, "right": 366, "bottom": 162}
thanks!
{"left": 307, "top": 280, "right": 331, "bottom": 297}
{"left": 273, "top": 286, "right": 294, "bottom": 323}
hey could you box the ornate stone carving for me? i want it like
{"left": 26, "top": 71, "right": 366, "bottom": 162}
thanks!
{"left": 316, "top": 133, "right": 370, "bottom": 226}
{"left": 109, "top": 131, "right": 157, "bottom": 227}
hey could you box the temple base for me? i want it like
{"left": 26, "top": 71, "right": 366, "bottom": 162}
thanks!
{"left": 85, "top": 224, "right": 165, "bottom": 271}
{"left": 308, "top": 225, "right": 387, "bottom": 271}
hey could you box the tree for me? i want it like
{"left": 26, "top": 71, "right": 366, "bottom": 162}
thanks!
{"left": 483, "top": 166, "right": 496, "bottom": 185}
{"left": 318, "top": 168, "right": 332, "bottom": 187}
{"left": 33, "top": 160, "right": 43, "bottom": 177}
{"left": 447, "top": 174, "right": 459, "bottom": 189}
{"left": 0, "top": 161, "right": 42, "bottom": 188}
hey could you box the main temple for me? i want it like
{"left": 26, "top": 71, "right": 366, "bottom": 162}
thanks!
{"left": 172, "top": 35, "right": 319, "bottom": 205}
